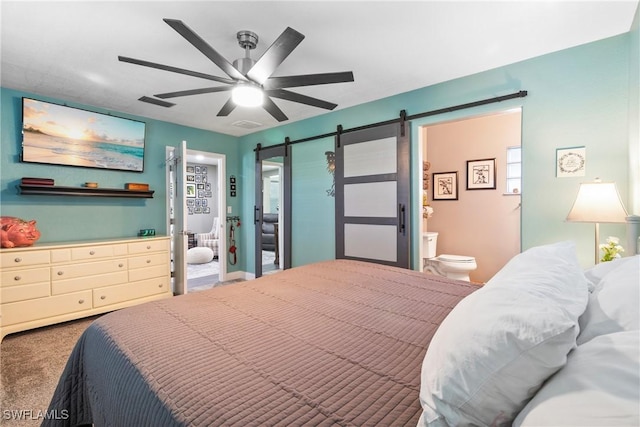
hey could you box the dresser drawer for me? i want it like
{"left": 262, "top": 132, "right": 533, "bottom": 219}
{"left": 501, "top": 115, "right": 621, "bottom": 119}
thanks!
{"left": 1, "top": 267, "right": 49, "bottom": 287}
{"left": 128, "top": 253, "right": 168, "bottom": 270}
{"left": 128, "top": 239, "right": 169, "bottom": 255}
{"left": 129, "top": 264, "right": 168, "bottom": 282}
{"left": 2, "top": 291, "right": 92, "bottom": 326}
{"left": 52, "top": 259, "right": 127, "bottom": 281}
{"left": 71, "top": 245, "right": 115, "bottom": 260}
{"left": 1, "top": 250, "right": 50, "bottom": 268}
{"left": 93, "top": 277, "right": 169, "bottom": 308}
{"left": 52, "top": 271, "right": 128, "bottom": 295}
{"left": 2, "top": 282, "right": 50, "bottom": 304}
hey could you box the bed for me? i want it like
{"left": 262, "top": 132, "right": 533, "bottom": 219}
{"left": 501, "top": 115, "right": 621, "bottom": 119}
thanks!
{"left": 45, "top": 243, "right": 640, "bottom": 426}
{"left": 44, "top": 259, "right": 478, "bottom": 426}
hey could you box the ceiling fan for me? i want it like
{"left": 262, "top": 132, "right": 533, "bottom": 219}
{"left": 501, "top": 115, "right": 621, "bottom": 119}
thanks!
{"left": 118, "top": 19, "right": 355, "bottom": 122}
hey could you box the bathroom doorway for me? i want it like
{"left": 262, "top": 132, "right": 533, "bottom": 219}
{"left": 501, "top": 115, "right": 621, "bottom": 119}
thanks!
{"left": 419, "top": 109, "right": 522, "bottom": 282}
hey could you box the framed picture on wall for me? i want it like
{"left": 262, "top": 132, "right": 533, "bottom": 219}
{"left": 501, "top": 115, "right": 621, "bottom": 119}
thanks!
{"left": 186, "top": 184, "right": 196, "bottom": 198}
{"left": 466, "top": 158, "right": 496, "bottom": 190}
{"left": 556, "top": 146, "right": 586, "bottom": 177}
{"left": 433, "top": 171, "right": 458, "bottom": 200}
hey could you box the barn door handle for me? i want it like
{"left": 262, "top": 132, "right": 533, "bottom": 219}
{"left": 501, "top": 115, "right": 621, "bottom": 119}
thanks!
{"left": 254, "top": 206, "right": 261, "bottom": 224}
{"left": 398, "top": 204, "right": 406, "bottom": 234}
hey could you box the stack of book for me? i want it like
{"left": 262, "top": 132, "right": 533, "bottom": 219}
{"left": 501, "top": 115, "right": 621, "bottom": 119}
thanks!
{"left": 21, "top": 177, "right": 54, "bottom": 186}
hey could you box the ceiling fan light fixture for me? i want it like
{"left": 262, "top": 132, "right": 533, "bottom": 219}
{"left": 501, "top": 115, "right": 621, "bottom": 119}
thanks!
{"left": 231, "top": 84, "right": 264, "bottom": 107}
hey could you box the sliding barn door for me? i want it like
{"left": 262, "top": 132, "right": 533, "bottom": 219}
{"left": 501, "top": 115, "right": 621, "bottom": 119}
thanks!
{"left": 335, "top": 122, "right": 410, "bottom": 268}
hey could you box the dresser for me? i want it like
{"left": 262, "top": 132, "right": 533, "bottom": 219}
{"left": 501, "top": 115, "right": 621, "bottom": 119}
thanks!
{"left": 0, "top": 236, "right": 172, "bottom": 341}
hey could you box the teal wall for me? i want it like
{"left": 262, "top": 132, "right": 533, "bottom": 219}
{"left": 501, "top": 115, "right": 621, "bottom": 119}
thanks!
{"left": 629, "top": 4, "right": 640, "bottom": 214}
{"left": 1, "top": 30, "right": 636, "bottom": 274}
{"left": 239, "top": 33, "right": 633, "bottom": 271}
{"left": 0, "top": 88, "right": 244, "bottom": 270}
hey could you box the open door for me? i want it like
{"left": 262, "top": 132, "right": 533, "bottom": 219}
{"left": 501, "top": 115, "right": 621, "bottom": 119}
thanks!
{"left": 171, "top": 140, "right": 187, "bottom": 295}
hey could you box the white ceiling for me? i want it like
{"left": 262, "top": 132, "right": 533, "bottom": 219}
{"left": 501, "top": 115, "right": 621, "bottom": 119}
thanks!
{"left": 1, "top": 1, "right": 638, "bottom": 137}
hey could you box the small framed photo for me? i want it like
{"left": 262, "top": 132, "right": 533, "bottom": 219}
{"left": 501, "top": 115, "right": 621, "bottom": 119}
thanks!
{"left": 556, "top": 146, "right": 586, "bottom": 177}
{"left": 433, "top": 172, "right": 458, "bottom": 200}
{"left": 201, "top": 166, "right": 207, "bottom": 174}
{"left": 197, "top": 183, "right": 205, "bottom": 190}
{"left": 186, "top": 175, "right": 195, "bottom": 182}
{"left": 205, "top": 183, "right": 211, "bottom": 191}
{"left": 186, "top": 199, "right": 195, "bottom": 207}
{"left": 466, "top": 158, "right": 496, "bottom": 190}
{"left": 195, "top": 166, "right": 201, "bottom": 174}
{"left": 186, "top": 183, "right": 196, "bottom": 198}
{"left": 186, "top": 166, "right": 195, "bottom": 173}
{"left": 230, "top": 176, "right": 236, "bottom": 184}
{"left": 195, "top": 174, "right": 202, "bottom": 183}
{"left": 204, "top": 207, "right": 210, "bottom": 214}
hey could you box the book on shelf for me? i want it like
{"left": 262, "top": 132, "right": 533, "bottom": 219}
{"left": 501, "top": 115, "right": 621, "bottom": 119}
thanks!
{"left": 21, "top": 177, "right": 54, "bottom": 186}
{"left": 125, "top": 183, "right": 150, "bottom": 191}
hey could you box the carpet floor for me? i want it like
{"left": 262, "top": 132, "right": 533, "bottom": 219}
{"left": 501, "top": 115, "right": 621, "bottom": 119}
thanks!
{"left": 0, "top": 316, "right": 98, "bottom": 426}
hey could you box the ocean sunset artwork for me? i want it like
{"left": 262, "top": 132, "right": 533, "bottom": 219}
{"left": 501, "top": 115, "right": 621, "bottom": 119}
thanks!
{"left": 22, "top": 98, "right": 146, "bottom": 172}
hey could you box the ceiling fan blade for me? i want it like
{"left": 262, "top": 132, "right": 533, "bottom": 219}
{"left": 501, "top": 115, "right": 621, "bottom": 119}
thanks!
{"left": 246, "top": 27, "right": 305, "bottom": 85}
{"left": 216, "top": 98, "right": 237, "bottom": 117}
{"left": 266, "top": 89, "right": 337, "bottom": 110}
{"left": 263, "top": 97, "right": 288, "bottom": 122}
{"left": 163, "top": 18, "right": 247, "bottom": 82}
{"left": 155, "top": 86, "right": 233, "bottom": 99}
{"left": 118, "top": 56, "right": 235, "bottom": 85}
{"left": 263, "top": 72, "right": 354, "bottom": 90}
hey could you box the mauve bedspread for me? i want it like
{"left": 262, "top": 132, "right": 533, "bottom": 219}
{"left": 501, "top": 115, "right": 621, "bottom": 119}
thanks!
{"left": 45, "top": 259, "right": 477, "bottom": 426}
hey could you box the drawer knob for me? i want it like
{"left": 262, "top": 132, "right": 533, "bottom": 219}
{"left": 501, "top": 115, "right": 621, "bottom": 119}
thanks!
{"left": 146, "top": 259, "right": 151, "bottom": 264}
{"left": 158, "top": 284, "right": 163, "bottom": 288}
{"left": 78, "top": 299, "right": 85, "bottom": 304}
{"left": 100, "top": 295, "right": 106, "bottom": 300}
{"left": 146, "top": 245, "right": 151, "bottom": 249}
{"left": 119, "top": 263, "right": 124, "bottom": 268}
{"left": 14, "top": 275, "right": 21, "bottom": 281}
{"left": 57, "top": 271, "right": 64, "bottom": 276}
{"left": 14, "top": 257, "right": 22, "bottom": 263}
{"left": 90, "top": 251, "right": 96, "bottom": 255}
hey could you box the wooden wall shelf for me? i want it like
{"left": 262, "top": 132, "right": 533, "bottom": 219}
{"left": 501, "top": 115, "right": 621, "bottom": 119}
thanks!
{"left": 17, "top": 185, "right": 154, "bottom": 198}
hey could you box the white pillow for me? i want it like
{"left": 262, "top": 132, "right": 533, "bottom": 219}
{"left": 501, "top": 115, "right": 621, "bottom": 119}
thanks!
{"left": 418, "top": 241, "right": 589, "bottom": 427}
{"left": 514, "top": 330, "right": 640, "bottom": 425}
{"left": 577, "top": 255, "right": 640, "bottom": 345}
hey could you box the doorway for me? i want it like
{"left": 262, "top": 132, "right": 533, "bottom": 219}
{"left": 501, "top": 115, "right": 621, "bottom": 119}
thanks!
{"left": 254, "top": 144, "right": 291, "bottom": 278}
{"left": 166, "top": 145, "right": 226, "bottom": 294}
{"left": 419, "top": 109, "right": 522, "bottom": 282}
{"left": 261, "top": 160, "right": 284, "bottom": 274}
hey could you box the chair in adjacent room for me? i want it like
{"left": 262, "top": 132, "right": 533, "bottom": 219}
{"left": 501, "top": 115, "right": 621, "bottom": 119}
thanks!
{"left": 196, "top": 217, "right": 220, "bottom": 258}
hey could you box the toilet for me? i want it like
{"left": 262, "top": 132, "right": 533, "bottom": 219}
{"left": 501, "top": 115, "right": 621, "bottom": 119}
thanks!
{"left": 422, "top": 232, "right": 477, "bottom": 282}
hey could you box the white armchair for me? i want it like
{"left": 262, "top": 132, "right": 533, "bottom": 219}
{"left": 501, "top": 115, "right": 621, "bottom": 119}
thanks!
{"left": 196, "top": 217, "right": 220, "bottom": 258}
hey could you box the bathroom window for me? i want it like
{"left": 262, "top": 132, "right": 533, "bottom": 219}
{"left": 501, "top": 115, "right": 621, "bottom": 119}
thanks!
{"left": 505, "top": 146, "right": 521, "bottom": 194}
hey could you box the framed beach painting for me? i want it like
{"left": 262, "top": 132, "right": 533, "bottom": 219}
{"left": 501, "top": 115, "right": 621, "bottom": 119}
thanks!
{"left": 21, "top": 97, "right": 146, "bottom": 172}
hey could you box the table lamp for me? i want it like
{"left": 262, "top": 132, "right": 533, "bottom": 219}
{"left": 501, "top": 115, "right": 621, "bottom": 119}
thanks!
{"left": 566, "top": 179, "right": 628, "bottom": 264}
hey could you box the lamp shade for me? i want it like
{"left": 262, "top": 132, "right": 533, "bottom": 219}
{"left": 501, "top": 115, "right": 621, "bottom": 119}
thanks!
{"left": 566, "top": 181, "right": 628, "bottom": 223}
{"left": 231, "top": 84, "right": 264, "bottom": 107}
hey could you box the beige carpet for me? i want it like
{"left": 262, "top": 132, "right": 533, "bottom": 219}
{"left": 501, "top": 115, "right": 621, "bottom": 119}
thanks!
{"left": 0, "top": 316, "right": 98, "bottom": 426}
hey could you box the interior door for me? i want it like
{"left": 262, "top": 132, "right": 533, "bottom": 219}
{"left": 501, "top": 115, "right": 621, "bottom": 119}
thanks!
{"left": 254, "top": 145, "right": 291, "bottom": 278}
{"left": 335, "top": 122, "right": 410, "bottom": 268}
{"left": 172, "top": 140, "right": 187, "bottom": 294}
